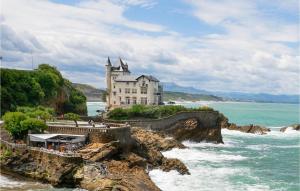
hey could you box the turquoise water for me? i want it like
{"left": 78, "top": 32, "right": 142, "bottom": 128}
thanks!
{"left": 1, "top": 101, "right": 299, "bottom": 191}
{"left": 181, "top": 101, "right": 299, "bottom": 126}
{"left": 86, "top": 102, "right": 106, "bottom": 116}
{"left": 86, "top": 101, "right": 300, "bottom": 126}
{"left": 87, "top": 101, "right": 300, "bottom": 191}
{"left": 149, "top": 101, "right": 300, "bottom": 191}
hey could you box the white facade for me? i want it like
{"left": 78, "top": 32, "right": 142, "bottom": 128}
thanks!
{"left": 106, "top": 58, "right": 163, "bottom": 110}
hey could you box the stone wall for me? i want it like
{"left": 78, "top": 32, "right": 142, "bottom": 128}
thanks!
{"left": 46, "top": 126, "right": 133, "bottom": 150}
{"left": 0, "top": 140, "right": 82, "bottom": 186}
{"left": 105, "top": 111, "right": 221, "bottom": 130}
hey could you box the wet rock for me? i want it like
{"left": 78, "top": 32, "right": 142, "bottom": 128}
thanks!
{"left": 280, "top": 124, "right": 300, "bottom": 132}
{"left": 0, "top": 149, "right": 81, "bottom": 187}
{"left": 163, "top": 118, "right": 224, "bottom": 143}
{"left": 225, "top": 124, "right": 271, "bottom": 135}
{"left": 161, "top": 158, "right": 190, "bottom": 175}
{"left": 78, "top": 142, "right": 120, "bottom": 162}
{"left": 122, "top": 152, "right": 147, "bottom": 168}
{"left": 131, "top": 128, "right": 186, "bottom": 151}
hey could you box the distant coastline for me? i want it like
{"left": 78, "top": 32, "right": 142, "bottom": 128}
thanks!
{"left": 74, "top": 82, "right": 299, "bottom": 104}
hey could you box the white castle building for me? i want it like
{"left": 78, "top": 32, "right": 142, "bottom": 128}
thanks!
{"left": 105, "top": 57, "right": 163, "bottom": 110}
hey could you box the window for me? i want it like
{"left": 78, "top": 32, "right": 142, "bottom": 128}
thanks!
{"left": 113, "top": 76, "right": 116, "bottom": 80}
{"left": 125, "top": 97, "right": 130, "bottom": 105}
{"left": 114, "top": 101, "right": 116, "bottom": 104}
{"left": 141, "top": 87, "right": 147, "bottom": 94}
{"left": 125, "top": 88, "right": 130, "bottom": 94}
{"left": 113, "top": 92, "right": 116, "bottom": 96}
{"left": 132, "top": 97, "right": 137, "bottom": 104}
{"left": 133, "top": 82, "right": 136, "bottom": 86}
{"left": 113, "top": 84, "right": 116, "bottom": 88}
{"left": 126, "top": 82, "right": 129, "bottom": 85}
{"left": 141, "top": 97, "right": 147, "bottom": 105}
{"left": 119, "top": 88, "right": 122, "bottom": 93}
{"left": 132, "top": 89, "right": 137, "bottom": 94}
{"left": 119, "top": 97, "right": 122, "bottom": 102}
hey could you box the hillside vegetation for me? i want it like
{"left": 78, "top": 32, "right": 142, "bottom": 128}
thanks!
{"left": 1, "top": 64, "right": 87, "bottom": 115}
{"left": 107, "top": 105, "right": 214, "bottom": 120}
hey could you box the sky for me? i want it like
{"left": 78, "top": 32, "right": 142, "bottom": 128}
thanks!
{"left": 1, "top": 0, "right": 299, "bottom": 95}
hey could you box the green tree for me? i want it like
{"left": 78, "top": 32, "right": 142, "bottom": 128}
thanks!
{"left": 64, "top": 113, "right": 80, "bottom": 127}
{"left": 2, "top": 112, "right": 28, "bottom": 139}
{"left": 16, "top": 106, "right": 54, "bottom": 122}
{"left": 20, "top": 118, "right": 47, "bottom": 134}
{"left": 1, "top": 65, "right": 87, "bottom": 116}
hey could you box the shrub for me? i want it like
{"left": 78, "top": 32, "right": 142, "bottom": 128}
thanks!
{"left": 2, "top": 110, "right": 49, "bottom": 139}
{"left": 107, "top": 108, "right": 128, "bottom": 120}
{"left": 20, "top": 118, "right": 47, "bottom": 133}
{"left": 2, "top": 112, "right": 27, "bottom": 139}
{"left": 64, "top": 112, "right": 80, "bottom": 127}
{"left": 107, "top": 105, "right": 213, "bottom": 120}
{"left": 17, "top": 106, "right": 54, "bottom": 122}
{"left": 0, "top": 148, "right": 13, "bottom": 160}
{"left": 197, "top": 106, "right": 214, "bottom": 111}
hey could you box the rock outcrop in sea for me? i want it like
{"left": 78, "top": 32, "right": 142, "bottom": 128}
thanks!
{"left": 161, "top": 118, "right": 224, "bottom": 143}
{"left": 219, "top": 114, "right": 271, "bottom": 135}
{"left": 280, "top": 124, "right": 300, "bottom": 132}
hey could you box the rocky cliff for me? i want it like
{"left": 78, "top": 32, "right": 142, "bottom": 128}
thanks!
{"left": 0, "top": 127, "right": 189, "bottom": 190}
{"left": 162, "top": 117, "right": 224, "bottom": 143}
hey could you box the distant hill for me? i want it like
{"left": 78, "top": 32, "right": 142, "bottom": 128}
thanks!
{"left": 162, "top": 82, "right": 210, "bottom": 94}
{"left": 163, "top": 82, "right": 299, "bottom": 104}
{"left": 163, "top": 91, "right": 223, "bottom": 102}
{"left": 72, "top": 83, "right": 106, "bottom": 102}
{"left": 73, "top": 83, "right": 223, "bottom": 102}
{"left": 74, "top": 82, "right": 299, "bottom": 104}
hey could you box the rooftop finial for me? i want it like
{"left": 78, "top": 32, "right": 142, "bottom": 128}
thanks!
{"left": 107, "top": 56, "right": 112, "bottom": 66}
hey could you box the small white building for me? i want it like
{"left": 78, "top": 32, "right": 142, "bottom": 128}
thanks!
{"left": 105, "top": 57, "right": 163, "bottom": 110}
{"left": 28, "top": 134, "right": 86, "bottom": 149}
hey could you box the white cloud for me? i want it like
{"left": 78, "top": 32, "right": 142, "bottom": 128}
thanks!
{"left": 1, "top": 0, "right": 299, "bottom": 94}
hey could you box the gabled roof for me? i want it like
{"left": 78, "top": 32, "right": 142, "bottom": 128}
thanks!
{"left": 136, "top": 75, "right": 159, "bottom": 82}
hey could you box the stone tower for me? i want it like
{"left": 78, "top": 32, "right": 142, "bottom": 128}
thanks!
{"left": 105, "top": 57, "right": 112, "bottom": 109}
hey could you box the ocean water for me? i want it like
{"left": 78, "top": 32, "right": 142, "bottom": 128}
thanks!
{"left": 149, "top": 101, "right": 300, "bottom": 191}
{"left": 1, "top": 101, "right": 299, "bottom": 191}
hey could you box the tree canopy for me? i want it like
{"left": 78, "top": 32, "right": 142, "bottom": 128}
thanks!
{"left": 64, "top": 112, "right": 80, "bottom": 127}
{"left": 1, "top": 64, "right": 87, "bottom": 115}
{"left": 2, "top": 106, "right": 53, "bottom": 139}
{"left": 107, "top": 105, "right": 214, "bottom": 120}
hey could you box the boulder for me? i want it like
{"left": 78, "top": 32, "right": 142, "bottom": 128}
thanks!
{"left": 163, "top": 118, "right": 224, "bottom": 143}
{"left": 131, "top": 128, "right": 186, "bottom": 151}
{"left": 280, "top": 124, "right": 300, "bottom": 132}
{"left": 161, "top": 158, "right": 190, "bottom": 175}
{"left": 78, "top": 141, "right": 120, "bottom": 161}
{"left": 224, "top": 123, "right": 270, "bottom": 135}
